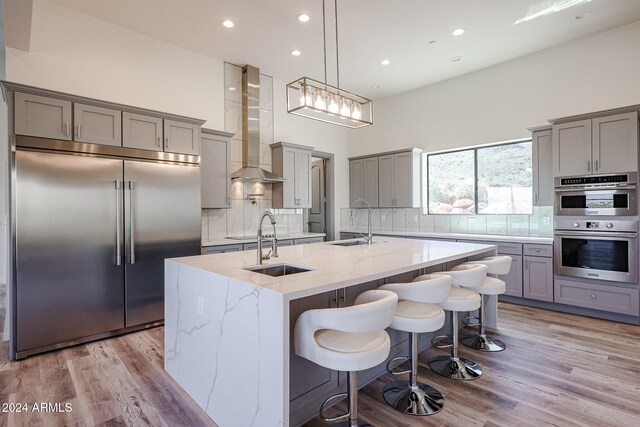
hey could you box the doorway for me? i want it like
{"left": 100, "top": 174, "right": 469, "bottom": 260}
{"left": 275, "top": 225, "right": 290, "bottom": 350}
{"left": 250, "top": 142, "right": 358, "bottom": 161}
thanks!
{"left": 305, "top": 151, "right": 335, "bottom": 241}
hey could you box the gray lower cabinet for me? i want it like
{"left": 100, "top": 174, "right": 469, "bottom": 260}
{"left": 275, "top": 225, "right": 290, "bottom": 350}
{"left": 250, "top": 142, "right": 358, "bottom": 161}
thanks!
{"left": 523, "top": 255, "right": 553, "bottom": 302}
{"left": 122, "top": 112, "right": 164, "bottom": 151}
{"left": 14, "top": 92, "right": 72, "bottom": 140}
{"left": 502, "top": 255, "right": 523, "bottom": 297}
{"left": 164, "top": 119, "right": 200, "bottom": 155}
{"left": 554, "top": 279, "right": 640, "bottom": 316}
{"left": 294, "top": 237, "right": 324, "bottom": 245}
{"left": 73, "top": 103, "right": 122, "bottom": 146}
{"left": 201, "top": 244, "right": 243, "bottom": 254}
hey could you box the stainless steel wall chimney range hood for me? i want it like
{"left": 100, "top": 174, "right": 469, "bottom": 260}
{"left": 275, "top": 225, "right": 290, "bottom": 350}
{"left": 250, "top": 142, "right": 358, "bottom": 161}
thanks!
{"left": 230, "top": 65, "right": 285, "bottom": 183}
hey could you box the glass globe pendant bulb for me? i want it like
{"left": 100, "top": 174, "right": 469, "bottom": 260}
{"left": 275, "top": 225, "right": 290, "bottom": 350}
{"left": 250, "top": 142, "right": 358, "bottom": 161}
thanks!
{"left": 314, "top": 90, "right": 327, "bottom": 110}
{"left": 299, "top": 85, "right": 313, "bottom": 107}
{"left": 328, "top": 95, "right": 339, "bottom": 114}
{"left": 351, "top": 102, "right": 362, "bottom": 120}
{"left": 340, "top": 98, "right": 351, "bottom": 117}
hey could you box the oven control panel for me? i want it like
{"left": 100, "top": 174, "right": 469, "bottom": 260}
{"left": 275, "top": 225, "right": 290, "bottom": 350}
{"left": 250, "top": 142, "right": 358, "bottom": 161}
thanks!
{"left": 556, "top": 218, "right": 637, "bottom": 232}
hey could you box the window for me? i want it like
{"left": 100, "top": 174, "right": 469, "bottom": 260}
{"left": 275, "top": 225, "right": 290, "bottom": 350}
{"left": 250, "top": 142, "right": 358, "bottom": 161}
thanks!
{"left": 426, "top": 140, "right": 532, "bottom": 214}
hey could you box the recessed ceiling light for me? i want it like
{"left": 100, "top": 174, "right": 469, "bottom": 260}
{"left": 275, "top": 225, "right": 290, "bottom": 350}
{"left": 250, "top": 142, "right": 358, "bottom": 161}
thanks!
{"left": 221, "top": 19, "right": 235, "bottom": 28}
{"left": 228, "top": 87, "right": 236, "bottom": 91}
{"left": 380, "top": 59, "right": 390, "bottom": 66}
{"left": 575, "top": 11, "right": 592, "bottom": 20}
{"left": 297, "top": 13, "right": 310, "bottom": 23}
{"left": 290, "top": 50, "right": 302, "bottom": 56}
{"left": 450, "top": 56, "right": 462, "bottom": 62}
{"left": 452, "top": 28, "right": 465, "bottom": 36}
{"left": 371, "top": 85, "right": 380, "bottom": 89}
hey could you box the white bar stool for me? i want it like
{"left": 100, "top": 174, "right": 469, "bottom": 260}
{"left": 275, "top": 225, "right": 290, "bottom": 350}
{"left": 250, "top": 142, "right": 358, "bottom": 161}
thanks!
{"left": 378, "top": 273, "right": 452, "bottom": 416}
{"left": 293, "top": 290, "right": 398, "bottom": 427}
{"left": 460, "top": 256, "right": 512, "bottom": 352}
{"left": 426, "top": 263, "right": 487, "bottom": 380}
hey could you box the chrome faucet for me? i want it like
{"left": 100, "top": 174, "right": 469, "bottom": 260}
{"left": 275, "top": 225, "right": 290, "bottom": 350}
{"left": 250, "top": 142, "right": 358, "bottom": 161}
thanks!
{"left": 350, "top": 199, "right": 373, "bottom": 245}
{"left": 257, "top": 210, "right": 278, "bottom": 265}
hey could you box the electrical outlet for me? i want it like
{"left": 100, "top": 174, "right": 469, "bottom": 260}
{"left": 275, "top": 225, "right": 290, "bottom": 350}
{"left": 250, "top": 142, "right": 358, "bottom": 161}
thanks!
{"left": 468, "top": 217, "right": 476, "bottom": 224}
{"left": 543, "top": 216, "right": 550, "bottom": 225}
{"left": 197, "top": 296, "right": 204, "bottom": 316}
{"left": 381, "top": 214, "right": 386, "bottom": 221}
{"left": 413, "top": 215, "right": 418, "bottom": 222}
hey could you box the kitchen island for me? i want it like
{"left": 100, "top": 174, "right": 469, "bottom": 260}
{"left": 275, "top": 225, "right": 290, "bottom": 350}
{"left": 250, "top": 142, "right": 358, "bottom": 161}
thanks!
{"left": 164, "top": 237, "right": 496, "bottom": 427}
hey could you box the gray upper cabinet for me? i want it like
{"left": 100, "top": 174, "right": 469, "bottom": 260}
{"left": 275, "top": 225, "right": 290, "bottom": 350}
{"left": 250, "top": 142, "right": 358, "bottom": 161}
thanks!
{"left": 523, "top": 255, "right": 553, "bottom": 302}
{"left": 349, "top": 157, "right": 379, "bottom": 207}
{"left": 122, "top": 112, "right": 163, "bottom": 151}
{"left": 553, "top": 112, "right": 638, "bottom": 177}
{"left": 532, "top": 128, "right": 553, "bottom": 206}
{"left": 163, "top": 119, "right": 200, "bottom": 155}
{"left": 14, "top": 92, "right": 72, "bottom": 140}
{"left": 349, "top": 159, "right": 365, "bottom": 203}
{"left": 357, "top": 148, "right": 421, "bottom": 208}
{"left": 591, "top": 112, "right": 638, "bottom": 174}
{"left": 271, "top": 142, "right": 314, "bottom": 209}
{"left": 552, "top": 119, "right": 591, "bottom": 177}
{"left": 73, "top": 103, "right": 122, "bottom": 147}
{"left": 201, "top": 130, "right": 232, "bottom": 209}
{"left": 378, "top": 154, "right": 395, "bottom": 207}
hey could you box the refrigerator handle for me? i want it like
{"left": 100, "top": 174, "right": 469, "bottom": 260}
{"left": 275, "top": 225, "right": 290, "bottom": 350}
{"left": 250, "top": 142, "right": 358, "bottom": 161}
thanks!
{"left": 128, "top": 180, "right": 136, "bottom": 264}
{"left": 115, "top": 180, "right": 122, "bottom": 266}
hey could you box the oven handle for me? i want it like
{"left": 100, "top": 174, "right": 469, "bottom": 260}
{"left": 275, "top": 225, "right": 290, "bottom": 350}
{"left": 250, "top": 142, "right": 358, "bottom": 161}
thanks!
{"left": 555, "top": 230, "right": 638, "bottom": 239}
{"left": 554, "top": 185, "right": 637, "bottom": 192}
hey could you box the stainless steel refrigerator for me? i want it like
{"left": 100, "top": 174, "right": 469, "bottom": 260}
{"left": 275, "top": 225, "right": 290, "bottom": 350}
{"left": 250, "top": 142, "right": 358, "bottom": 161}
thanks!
{"left": 11, "top": 137, "right": 201, "bottom": 359}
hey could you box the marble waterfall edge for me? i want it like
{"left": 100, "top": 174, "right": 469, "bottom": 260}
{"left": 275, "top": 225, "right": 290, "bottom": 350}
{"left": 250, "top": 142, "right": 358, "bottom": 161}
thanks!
{"left": 165, "top": 260, "right": 287, "bottom": 427}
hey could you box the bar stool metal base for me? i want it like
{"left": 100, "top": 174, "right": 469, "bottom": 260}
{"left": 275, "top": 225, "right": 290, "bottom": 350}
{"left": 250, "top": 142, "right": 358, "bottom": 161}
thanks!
{"left": 460, "top": 334, "right": 506, "bottom": 352}
{"left": 383, "top": 381, "right": 444, "bottom": 416}
{"left": 429, "top": 356, "right": 483, "bottom": 380}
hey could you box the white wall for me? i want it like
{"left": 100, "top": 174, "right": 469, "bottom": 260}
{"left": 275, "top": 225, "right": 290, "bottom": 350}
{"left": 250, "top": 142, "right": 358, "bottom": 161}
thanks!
{"left": 348, "top": 19, "right": 640, "bottom": 156}
{"left": 6, "top": 0, "right": 225, "bottom": 130}
{"left": 5, "top": 0, "right": 350, "bottom": 238}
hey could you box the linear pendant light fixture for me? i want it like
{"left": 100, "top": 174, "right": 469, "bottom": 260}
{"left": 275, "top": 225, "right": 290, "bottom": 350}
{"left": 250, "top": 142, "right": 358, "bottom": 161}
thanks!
{"left": 287, "top": 0, "right": 373, "bottom": 128}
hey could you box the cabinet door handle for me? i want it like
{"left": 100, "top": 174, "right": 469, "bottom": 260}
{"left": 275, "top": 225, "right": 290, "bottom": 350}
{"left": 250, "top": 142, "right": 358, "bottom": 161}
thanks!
{"left": 595, "top": 160, "right": 599, "bottom": 171}
{"left": 591, "top": 294, "right": 597, "bottom": 299}
{"left": 587, "top": 160, "right": 591, "bottom": 172}
{"left": 64, "top": 122, "right": 70, "bottom": 136}
{"left": 157, "top": 136, "right": 161, "bottom": 148}
{"left": 525, "top": 259, "right": 528, "bottom": 269}
{"left": 76, "top": 124, "right": 81, "bottom": 139}
{"left": 165, "top": 137, "right": 169, "bottom": 149}
{"left": 534, "top": 193, "right": 538, "bottom": 204}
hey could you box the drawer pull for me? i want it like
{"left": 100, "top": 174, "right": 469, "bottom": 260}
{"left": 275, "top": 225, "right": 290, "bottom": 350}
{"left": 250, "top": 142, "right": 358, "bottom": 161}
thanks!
{"left": 591, "top": 294, "right": 597, "bottom": 299}
{"left": 536, "top": 248, "right": 540, "bottom": 252}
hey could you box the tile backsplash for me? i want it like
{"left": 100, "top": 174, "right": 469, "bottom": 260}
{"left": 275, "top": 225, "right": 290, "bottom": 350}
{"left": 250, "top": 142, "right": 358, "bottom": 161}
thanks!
{"left": 341, "top": 206, "right": 554, "bottom": 237}
{"left": 202, "top": 63, "right": 305, "bottom": 242}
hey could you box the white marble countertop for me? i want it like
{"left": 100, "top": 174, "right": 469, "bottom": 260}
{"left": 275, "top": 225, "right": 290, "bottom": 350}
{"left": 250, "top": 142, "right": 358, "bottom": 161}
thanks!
{"left": 341, "top": 229, "right": 553, "bottom": 244}
{"left": 202, "top": 232, "right": 326, "bottom": 247}
{"left": 169, "top": 237, "right": 496, "bottom": 300}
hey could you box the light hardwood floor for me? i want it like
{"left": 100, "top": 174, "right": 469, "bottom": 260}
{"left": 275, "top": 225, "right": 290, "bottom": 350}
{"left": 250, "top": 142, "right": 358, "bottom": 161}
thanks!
{"left": 1, "top": 303, "right": 639, "bottom": 427}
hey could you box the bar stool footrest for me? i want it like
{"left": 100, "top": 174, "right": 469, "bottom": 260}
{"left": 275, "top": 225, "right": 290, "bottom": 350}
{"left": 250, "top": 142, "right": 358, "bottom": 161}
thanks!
{"left": 462, "top": 315, "right": 480, "bottom": 327}
{"left": 431, "top": 334, "right": 452, "bottom": 349}
{"left": 386, "top": 356, "right": 411, "bottom": 375}
{"left": 319, "top": 393, "right": 349, "bottom": 423}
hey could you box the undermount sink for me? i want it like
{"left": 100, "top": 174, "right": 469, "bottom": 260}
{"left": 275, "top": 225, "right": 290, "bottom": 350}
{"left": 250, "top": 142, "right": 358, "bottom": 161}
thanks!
{"left": 244, "top": 263, "right": 314, "bottom": 277}
{"left": 331, "top": 239, "right": 372, "bottom": 247}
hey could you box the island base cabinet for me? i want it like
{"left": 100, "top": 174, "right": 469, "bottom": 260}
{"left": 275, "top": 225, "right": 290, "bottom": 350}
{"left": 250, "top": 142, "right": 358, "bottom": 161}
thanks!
{"left": 289, "top": 291, "right": 339, "bottom": 426}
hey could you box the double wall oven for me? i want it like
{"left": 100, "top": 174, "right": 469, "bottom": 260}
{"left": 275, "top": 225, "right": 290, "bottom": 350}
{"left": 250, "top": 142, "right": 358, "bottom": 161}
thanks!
{"left": 554, "top": 173, "right": 639, "bottom": 284}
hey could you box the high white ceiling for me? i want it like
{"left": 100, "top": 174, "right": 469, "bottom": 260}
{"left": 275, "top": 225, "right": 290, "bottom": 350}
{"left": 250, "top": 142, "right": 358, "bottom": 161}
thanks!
{"left": 37, "top": 0, "right": 640, "bottom": 99}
